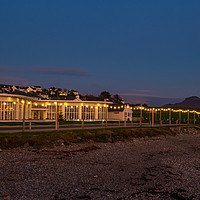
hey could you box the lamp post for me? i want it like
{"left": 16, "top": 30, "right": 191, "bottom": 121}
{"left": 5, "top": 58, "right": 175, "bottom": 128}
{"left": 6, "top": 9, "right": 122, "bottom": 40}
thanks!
{"left": 152, "top": 109, "right": 154, "bottom": 127}
{"left": 105, "top": 106, "right": 108, "bottom": 128}
{"left": 149, "top": 110, "right": 151, "bottom": 125}
{"left": 82, "top": 105, "right": 84, "bottom": 129}
{"left": 124, "top": 105, "right": 126, "bottom": 127}
{"left": 22, "top": 100, "right": 26, "bottom": 133}
{"left": 187, "top": 110, "right": 190, "bottom": 125}
{"left": 55, "top": 102, "right": 58, "bottom": 131}
{"left": 160, "top": 109, "right": 162, "bottom": 126}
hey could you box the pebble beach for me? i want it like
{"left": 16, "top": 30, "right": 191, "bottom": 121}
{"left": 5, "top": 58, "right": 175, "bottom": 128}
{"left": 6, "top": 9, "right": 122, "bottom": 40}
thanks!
{"left": 0, "top": 131, "right": 200, "bottom": 200}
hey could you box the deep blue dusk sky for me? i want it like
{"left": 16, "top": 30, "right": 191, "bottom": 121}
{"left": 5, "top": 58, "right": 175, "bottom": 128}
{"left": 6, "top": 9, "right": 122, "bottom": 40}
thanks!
{"left": 0, "top": 0, "right": 200, "bottom": 105}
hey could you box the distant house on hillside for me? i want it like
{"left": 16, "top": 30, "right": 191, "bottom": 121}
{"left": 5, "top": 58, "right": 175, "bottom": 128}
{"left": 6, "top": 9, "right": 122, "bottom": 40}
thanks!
{"left": 26, "top": 86, "right": 34, "bottom": 93}
{"left": 40, "top": 93, "right": 49, "bottom": 99}
{"left": 12, "top": 85, "right": 27, "bottom": 93}
{"left": 1, "top": 85, "right": 11, "bottom": 92}
{"left": 31, "top": 86, "right": 42, "bottom": 93}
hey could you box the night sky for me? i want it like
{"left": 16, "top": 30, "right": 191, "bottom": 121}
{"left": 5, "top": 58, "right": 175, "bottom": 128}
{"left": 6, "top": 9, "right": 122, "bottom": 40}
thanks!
{"left": 0, "top": 1, "right": 200, "bottom": 106}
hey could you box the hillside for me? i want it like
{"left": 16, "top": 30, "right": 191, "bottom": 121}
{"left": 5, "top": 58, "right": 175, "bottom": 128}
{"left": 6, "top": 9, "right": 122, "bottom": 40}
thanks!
{"left": 164, "top": 96, "right": 200, "bottom": 109}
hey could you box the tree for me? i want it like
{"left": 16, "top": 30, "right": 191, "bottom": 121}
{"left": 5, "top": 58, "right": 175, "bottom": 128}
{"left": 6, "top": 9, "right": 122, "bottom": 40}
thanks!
{"left": 113, "top": 94, "right": 122, "bottom": 104}
{"left": 99, "top": 91, "right": 111, "bottom": 100}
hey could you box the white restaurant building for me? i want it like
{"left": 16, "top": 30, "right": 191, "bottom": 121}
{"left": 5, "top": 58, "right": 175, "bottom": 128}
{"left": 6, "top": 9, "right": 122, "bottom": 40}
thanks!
{"left": 0, "top": 93, "right": 112, "bottom": 121}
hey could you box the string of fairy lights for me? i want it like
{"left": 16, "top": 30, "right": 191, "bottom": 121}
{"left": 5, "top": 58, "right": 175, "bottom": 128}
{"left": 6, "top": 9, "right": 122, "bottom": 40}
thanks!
{"left": 2, "top": 100, "right": 200, "bottom": 115}
{"left": 109, "top": 105, "right": 200, "bottom": 115}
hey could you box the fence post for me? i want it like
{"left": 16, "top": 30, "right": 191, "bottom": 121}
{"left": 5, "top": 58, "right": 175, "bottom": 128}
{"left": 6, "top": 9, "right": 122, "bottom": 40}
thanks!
{"left": 105, "top": 107, "right": 108, "bottom": 128}
{"left": 140, "top": 104, "right": 142, "bottom": 127}
{"left": 169, "top": 109, "right": 171, "bottom": 125}
{"left": 29, "top": 121, "right": 31, "bottom": 130}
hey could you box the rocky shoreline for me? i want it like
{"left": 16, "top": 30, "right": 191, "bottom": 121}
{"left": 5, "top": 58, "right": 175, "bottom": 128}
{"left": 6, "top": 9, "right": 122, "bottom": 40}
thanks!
{"left": 0, "top": 129, "right": 200, "bottom": 199}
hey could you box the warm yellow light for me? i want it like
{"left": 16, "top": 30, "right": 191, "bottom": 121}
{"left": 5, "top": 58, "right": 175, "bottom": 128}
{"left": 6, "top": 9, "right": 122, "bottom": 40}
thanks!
{"left": 91, "top": 106, "right": 93, "bottom": 109}
{"left": 54, "top": 102, "right": 57, "bottom": 105}
{"left": 28, "top": 102, "right": 31, "bottom": 105}
{"left": 86, "top": 105, "right": 88, "bottom": 108}
{"left": 114, "top": 107, "right": 116, "bottom": 109}
{"left": 35, "top": 103, "right": 37, "bottom": 106}
{"left": 13, "top": 102, "right": 16, "bottom": 105}
{"left": 121, "top": 105, "right": 123, "bottom": 108}
{"left": 21, "top": 100, "right": 24, "bottom": 104}
{"left": 118, "top": 106, "right": 120, "bottom": 109}
{"left": 60, "top": 103, "right": 62, "bottom": 106}
{"left": 42, "top": 104, "right": 44, "bottom": 106}
{"left": 71, "top": 106, "right": 73, "bottom": 108}
{"left": 3, "top": 102, "right": 6, "bottom": 105}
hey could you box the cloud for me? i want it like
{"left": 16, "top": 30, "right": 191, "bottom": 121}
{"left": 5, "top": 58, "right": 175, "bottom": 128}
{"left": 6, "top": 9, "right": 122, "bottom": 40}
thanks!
{"left": 0, "top": 66, "right": 91, "bottom": 77}
{"left": 119, "top": 93, "right": 161, "bottom": 98}
{"left": 37, "top": 67, "right": 91, "bottom": 76}
{"left": 0, "top": 75, "right": 32, "bottom": 86}
{"left": 131, "top": 89, "right": 152, "bottom": 93}
{"left": 90, "top": 82, "right": 100, "bottom": 87}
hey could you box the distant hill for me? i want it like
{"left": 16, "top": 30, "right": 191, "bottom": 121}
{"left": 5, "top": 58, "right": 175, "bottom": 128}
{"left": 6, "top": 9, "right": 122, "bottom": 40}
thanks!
{"left": 164, "top": 96, "right": 200, "bottom": 110}
{"left": 120, "top": 94, "right": 182, "bottom": 107}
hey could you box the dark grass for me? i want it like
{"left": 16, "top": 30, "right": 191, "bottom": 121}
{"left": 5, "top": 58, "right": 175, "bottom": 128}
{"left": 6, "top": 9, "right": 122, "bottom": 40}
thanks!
{"left": 0, "top": 126, "right": 180, "bottom": 149}
{"left": 0, "top": 121, "right": 138, "bottom": 126}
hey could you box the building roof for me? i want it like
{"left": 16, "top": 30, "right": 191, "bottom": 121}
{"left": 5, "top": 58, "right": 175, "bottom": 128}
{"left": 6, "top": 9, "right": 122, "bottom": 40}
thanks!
{"left": 79, "top": 95, "right": 111, "bottom": 102}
